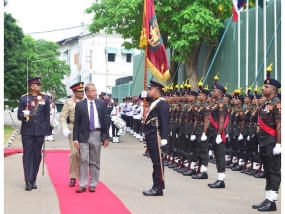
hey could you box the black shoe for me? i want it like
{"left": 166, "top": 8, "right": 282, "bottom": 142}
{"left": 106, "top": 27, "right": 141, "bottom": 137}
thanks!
{"left": 31, "top": 181, "right": 37, "bottom": 189}
{"left": 69, "top": 178, "right": 76, "bottom": 187}
{"left": 227, "top": 163, "right": 236, "bottom": 168}
{"left": 254, "top": 171, "right": 266, "bottom": 178}
{"left": 208, "top": 180, "right": 225, "bottom": 188}
{"left": 246, "top": 169, "right": 257, "bottom": 175}
{"left": 211, "top": 159, "right": 216, "bottom": 164}
{"left": 143, "top": 153, "right": 149, "bottom": 156}
{"left": 25, "top": 181, "right": 32, "bottom": 191}
{"left": 168, "top": 163, "right": 178, "bottom": 168}
{"left": 252, "top": 199, "right": 269, "bottom": 209}
{"left": 231, "top": 165, "right": 243, "bottom": 171}
{"left": 178, "top": 167, "right": 187, "bottom": 173}
{"left": 173, "top": 166, "right": 181, "bottom": 171}
{"left": 182, "top": 169, "right": 196, "bottom": 176}
{"left": 192, "top": 172, "right": 208, "bottom": 179}
{"left": 143, "top": 188, "right": 163, "bottom": 196}
{"left": 164, "top": 161, "right": 169, "bottom": 166}
{"left": 241, "top": 167, "right": 250, "bottom": 173}
{"left": 258, "top": 200, "right": 276, "bottom": 211}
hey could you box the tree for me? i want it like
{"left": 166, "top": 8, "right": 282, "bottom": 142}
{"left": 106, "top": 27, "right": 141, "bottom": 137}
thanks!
{"left": 4, "top": 12, "right": 71, "bottom": 100}
{"left": 85, "top": 0, "right": 233, "bottom": 89}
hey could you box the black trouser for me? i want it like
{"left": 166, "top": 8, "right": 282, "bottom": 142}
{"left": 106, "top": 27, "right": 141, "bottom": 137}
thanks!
{"left": 130, "top": 117, "right": 134, "bottom": 129}
{"left": 189, "top": 138, "right": 199, "bottom": 162}
{"left": 112, "top": 122, "right": 119, "bottom": 137}
{"left": 22, "top": 135, "right": 44, "bottom": 182}
{"left": 211, "top": 136, "right": 226, "bottom": 173}
{"left": 126, "top": 115, "right": 131, "bottom": 127}
{"left": 146, "top": 135, "right": 165, "bottom": 190}
{"left": 260, "top": 143, "right": 281, "bottom": 191}
{"left": 134, "top": 119, "right": 141, "bottom": 134}
{"left": 196, "top": 134, "right": 209, "bottom": 166}
{"left": 121, "top": 114, "right": 126, "bottom": 123}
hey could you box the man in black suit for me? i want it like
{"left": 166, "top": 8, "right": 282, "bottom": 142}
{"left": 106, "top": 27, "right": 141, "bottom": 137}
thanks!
{"left": 73, "top": 83, "right": 109, "bottom": 193}
{"left": 17, "top": 77, "right": 50, "bottom": 191}
{"left": 141, "top": 80, "right": 169, "bottom": 196}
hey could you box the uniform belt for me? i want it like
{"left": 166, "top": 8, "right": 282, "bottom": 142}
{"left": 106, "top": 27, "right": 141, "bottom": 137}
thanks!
{"left": 91, "top": 128, "right": 101, "bottom": 131}
{"left": 70, "top": 121, "right": 74, "bottom": 125}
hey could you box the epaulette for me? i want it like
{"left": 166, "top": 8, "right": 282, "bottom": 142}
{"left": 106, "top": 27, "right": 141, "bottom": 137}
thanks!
{"left": 21, "top": 93, "right": 29, "bottom": 97}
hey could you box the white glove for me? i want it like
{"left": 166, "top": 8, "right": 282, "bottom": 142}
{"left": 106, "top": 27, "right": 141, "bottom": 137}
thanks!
{"left": 216, "top": 135, "right": 222, "bottom": 144}
{"left": 176, "top": 134, "right": 179, "bottom": 138}
{"left": 190, "top": 135, "right": 196, "bottom": 141}
{"left": 238, "top": 133, "right": 243, "bottom": 141}
{"left": 201, "top": 133, "right": 207, "bottom": 141}
{"left": 247, "top": 135, "right": 250, "bottom": 141}
{"left": 63, "top": 128, "right": 70, "bottom": 137}
{"left": 170, "top": 132, "right": 172, "bottom": 137}
{"left": 225, "top": 134, "right": 229, "bottom": 138}
{"left": 186, "top": 135, "right": 189, "bottom": 139}
{"left": 273, "top": 143, "right": 281, "bottom": 155}
{"left": 161, "top": 139, "right": 167, "bottom": 147}
{"left": 141, "top": 90, "right": 147, "bottom": 98}
{"left": 258, "top": 145, "right": 260, "bottom": 153}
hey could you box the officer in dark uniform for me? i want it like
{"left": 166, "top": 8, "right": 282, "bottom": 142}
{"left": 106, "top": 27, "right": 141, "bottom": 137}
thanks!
{"left": 141, "top": 80, "right": 169, "bottom": 196}
{"left": 208, "top": 78, "right": 229, "bottom": 188}
{"left": 252, "top": 77, "right": 281, "bottom": 212}
{"left": 17, "top": 77, "right": 50, "bottom": 191}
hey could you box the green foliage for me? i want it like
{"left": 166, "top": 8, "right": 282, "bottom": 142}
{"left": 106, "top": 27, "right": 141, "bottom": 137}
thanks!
{"left": 4, "top": 13, "right": 71, "bottom": 100}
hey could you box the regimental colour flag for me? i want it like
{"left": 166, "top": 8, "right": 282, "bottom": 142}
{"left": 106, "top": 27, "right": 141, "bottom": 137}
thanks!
{"left": 232, "top": 0, "right": 247, "bottom": 22}
{"left": 139, "top": 0, "right": 170, "bottom": 83}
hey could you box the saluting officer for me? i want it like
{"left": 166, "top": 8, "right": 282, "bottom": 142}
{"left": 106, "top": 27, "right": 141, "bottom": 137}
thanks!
{"left": 59, "top": 82, "right": 85, "bottom": 187}
{"left": 252, "top": 77, "right": 281, "bottom": 212}
{"left": 17, "top": 77, "right": 50, "bottom": 191}
{"left": 141, "top": 80, "right": 169, "bottom": 196}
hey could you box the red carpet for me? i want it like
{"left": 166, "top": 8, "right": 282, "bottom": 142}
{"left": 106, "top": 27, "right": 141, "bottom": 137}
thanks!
{"left": 45, "top": 150, "right": 131, "bottom": 214}
{"left": 4, "top": 148, "right": 23, "bottom": 157}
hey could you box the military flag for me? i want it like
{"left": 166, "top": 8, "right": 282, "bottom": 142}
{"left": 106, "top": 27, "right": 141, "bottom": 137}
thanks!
{"left": 139, "top": 0, "right": 170, "bottom": 83}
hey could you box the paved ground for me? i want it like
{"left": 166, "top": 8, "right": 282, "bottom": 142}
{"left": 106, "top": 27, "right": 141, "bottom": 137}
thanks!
{"left": 4, "top": 112, "right": 282, "bottom": 214}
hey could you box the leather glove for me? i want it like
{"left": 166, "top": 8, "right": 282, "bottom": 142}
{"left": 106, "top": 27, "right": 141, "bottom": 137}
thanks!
{"left": 238, "top": 133, "right": 243, "bottom": 141}
{"left": 190, "top": 135, "right": 196, "bottom": 141}
{"left": 186, "top": 135, "right": 189, "bottom": 139}
{"left": 225, "top": 134, "right": 229, "bottom": 138}
{"left": 161, "top": 139, "right": 167, "bottom": 147}
{"left": 273, "top": 143, "right": 281, "bottom": 155}
{"left": 201, "top": 133, "right": 207, "bottom": 141}
{"left": 216, "top": 135, "right": 222, "bottom": 144}
{"left": 247, "top": 135, "right": 250, "bottom": 141}
{"left": 176, "top": 134, "right": 179, "bottom": 138}
{"left": 141, "top": 90, "right": 147, "bottom": 98}
{"left": 63, "top": 128, "right": 70, "bottom": 137}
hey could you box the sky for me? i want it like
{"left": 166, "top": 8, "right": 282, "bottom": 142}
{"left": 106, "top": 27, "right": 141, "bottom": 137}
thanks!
{"left": 4, "top": 0, "right": 96, "bottom": 42}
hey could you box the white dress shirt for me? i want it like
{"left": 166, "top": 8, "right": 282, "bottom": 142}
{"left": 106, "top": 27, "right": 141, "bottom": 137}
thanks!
{"left": 87, "top": 99, "right": 101, "bottom": 128}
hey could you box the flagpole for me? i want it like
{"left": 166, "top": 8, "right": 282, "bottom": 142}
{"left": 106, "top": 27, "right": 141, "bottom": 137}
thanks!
{"left": 263, "top": 0, "right": 266, "bottom": 80}
{"left": 245, "top": 1, "right": 246, "bottom": 89}
{"left": 238, "top": 11, "right": 240, "bottom": 88}
{"left": 274, "top": 0, "right": 277, "bottom": 78}
{"left": 143, "top": 0, "right": 147, "bottom": 124}
{"left": 255, "top": 0, "right": 258, "bottom": 77}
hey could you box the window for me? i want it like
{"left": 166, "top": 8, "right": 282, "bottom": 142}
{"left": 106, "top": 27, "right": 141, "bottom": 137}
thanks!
{"left": 126, "top": 54, "right": 132, "bottom": 63}
{"left": 108, "top": 53, "right": 115, "bottom": 62}
{"left": 86, "top": 50, "right": 92, "bottom": 62}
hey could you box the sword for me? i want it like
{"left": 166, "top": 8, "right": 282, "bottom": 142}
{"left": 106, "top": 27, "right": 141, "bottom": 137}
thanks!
{"left": 42, "top": 137, "right": 46, "bottom": 175}
{"left": 155, "top": 118, "right": 164, "bottom": 181}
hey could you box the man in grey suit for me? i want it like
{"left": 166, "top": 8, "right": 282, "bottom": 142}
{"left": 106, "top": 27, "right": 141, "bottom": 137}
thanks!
{"left": 73, "top": 83, "right": 110, "bottom": 193}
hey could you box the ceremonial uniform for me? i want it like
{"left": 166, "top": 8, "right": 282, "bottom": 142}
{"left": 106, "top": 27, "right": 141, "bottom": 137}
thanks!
{"left": 110, "top": 98, "right": 121, "bottom": 143}
{"left": 17, "top": 77, "right": 50, "bottom": 191}
{"left": 59, "top": 82, "right": 85, "bottom": 187}
{"left": 141, "top": 81, "right": 169, "bottom": 196}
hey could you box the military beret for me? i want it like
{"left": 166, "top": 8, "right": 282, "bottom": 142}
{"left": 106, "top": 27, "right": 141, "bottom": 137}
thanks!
{"left": 264, "top": 78, "right": 281, "bottom": 89}
{"left": 198, "top": 89, "right": 209, "bottom": 95}
{"left": 28, "top": 77, "right": 42, "bottom": 86}
{"left": 212, "top": 83, "right": 225, "bottom": 93}
{"left": 224, "top": 94, "right": 232, "bottom": 99}
{"left": 237, "top": 95, "right": 244, "bottom": 102}
{"left": 254, "top": 94, "right": 262, "bottom": 99}
{"left": 189, "top": 91, "right": 198, "bottom": 97}
{"left": 246, "top": 93, "right": 254, "bottom": 100}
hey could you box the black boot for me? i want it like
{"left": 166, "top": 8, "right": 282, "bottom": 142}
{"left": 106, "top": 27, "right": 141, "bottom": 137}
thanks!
{"left": 241, "top": 167, "right": 250, "bottom": 173}
{"left": 252, "top": 199, "right": 269, "bottom": 209}
{"left": 254, "top": 171, "right": 266, "bottom": 178}
{"left": 31, "top": 181, "right": 37, "bottom": 189}
{"left": 143, "top": 188, "right": 163, "bottom": 196}
{"left": 25, "top": 181, "right": 33, "bottom": 191}
{"left": 182, "top": 169, "right": 196, "bottom": 176}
